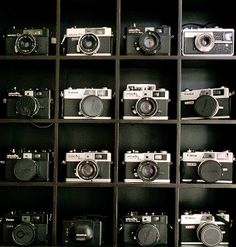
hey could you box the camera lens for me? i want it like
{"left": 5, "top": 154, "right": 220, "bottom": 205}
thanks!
{"left": 80, "top": 95, "right": 103, "bottom": 118}
{"left": 197, "top": 222, "right": 223, "bottom": 247}
{"left": 198, "top": 160, "right": 223, "bottom": 183}
{"left": 16, "top": 96, "right": 40, "bottom": 118}
{"left": 12, "top": 223, "right": 35, "bottom": 246}
{"left": 138, "top": 31, "right": 160, "bottom": 54}
{"left": 78, "top": 33, "right": 100, "bottom": 55}
{"left": 136, "top": 97, "right": 158, "bottom": 118}
{"left": 136, "top": 223, "right": 160, "bottom": 247}
{"left": 194, "top": 95, "right": 219, "bottom": 118}
{"left": 76, "top": 160, "right": 99, "bottom": 180}
{"left": 137, "top": 161, "right": 160, "bottom": 181}
{"left": 15, "top": 34, "right": 37, "bottom": 55}
{"left": 14, "top": 159, "right": 37, "bottom": 181}
{"left": 195, "top": 33, "right": 215, "bottom": 53}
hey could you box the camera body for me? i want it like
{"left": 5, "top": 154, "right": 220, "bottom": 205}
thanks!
{"left": 182, "top": 27, "right": 234, "bottom": 56}
{"left": 64, "top": 150, "right": 112, "bottom": 182}
{"left": 5, "top": 27, "right": 50, "bottom": 55}
{"left": 61, "top": 87, "right": 112, "bottom": 119}
{"left": 62, "top": 216, "right": 103, "bottom": 246}
{"left": 1, "top": 211, "right": 49, "bottom": 246}
{"left": 181, "top": 86, "right": 231, "bottom": 119}
{"left": 123, "top": 211, "right": 168, "bottom": 246}
{"left": 124, "top": 150, "right": 171, "bottom": 183}
{"left": 181, "top": 150, "right": 234, "bottom": 183}
{"left": 63, "top": 27, "right": 113, "bottom": 56}
{"left": 5, "top": 87, "right": 52, "bottom": 119}
{"left": 4, "top": 149, "right": 51, "bottom": 182}
{"left": 122, "top": 84, "right": 170, "bottom": 120}
{"left": 180, "top": 211, "right": 230, "bottom": 246}
{"left": 126, "top": 23, "right": 172, "bottom": 55}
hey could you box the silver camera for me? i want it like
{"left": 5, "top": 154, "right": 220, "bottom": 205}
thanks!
{"left": 122, "top": 84, "right": 170, "bottom": 120}
{"left": 181, "top": 86, "right": 232, "bottom": 119}
{"left": 62, "top": 27, "right": 113, "bottom": 56}
{"left": 124, "top": 150, "right": 171, "bottom": 183}
{"left": 64, "top": 150, "right": 112, "bottom": 182}
{"left": 181, "top": 150, "right": 234, "bottom": 183}
{"left": 61, "top": 87, "right": 113, "bottom": 119}
{"left": 182, "top": 27, "right": 234, "bottom": 56}
{"left": 180, "top": 211, "right": 231, "bottom": 246}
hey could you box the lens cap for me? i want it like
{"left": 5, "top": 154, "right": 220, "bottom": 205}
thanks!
{"left": 16, "top": 96, "right": 40, "bottom": 118}
{"left": 14, "top": 159, "right": 37, "bottom": 181}
{"left": 194, "top": 95, "right": 218, "bottom": 118}
{"left": 12, "top": 223, "right": 35, "bottom": 246}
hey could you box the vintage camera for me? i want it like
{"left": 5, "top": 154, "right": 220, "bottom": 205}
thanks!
{"left": 122, "top": 84, "right": 170, "bottom": 120}
{"left": 62, "top": 216, "right": 103, "bottom": 246}
{"left": 180, "top": 211, "right": 231, "bottom": 246}
{"left": 3, "top": 149, "right": 51, "bottom": 182}
{"left": 122, "top": 211, "right": 168, "bottom": 246}
{"left": 64, "top": 150, "right": 112, "bottom": 182}
{"left": 5, "top": 27, "right": 50, "bottom": 55}
{"left": 125, "top": 23, "right": 172, "bottom": 55}
{"left": 181, "top": 150, "right": 234, "bottom": 183}
{"left": 124, "top": 150, "right": 171, "bottom": 183}
{"left": 182, "top": 27, "right": 234, "bottom": 56}
{"left": 62, "top": 27, "right": 113, "bottom": 56}
{"left": 61, "top": 87, "right": 112, "bottom": 119}
{"left": 1, "top": 210, "right": 50, "bottom": 246}
{"left": 4, "top": 87, "right": 52, "bottom": 119}
{"left": 181, "top": 86, "right": 232, "bottom": 119}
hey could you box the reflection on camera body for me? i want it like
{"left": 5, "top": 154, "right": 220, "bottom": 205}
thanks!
{"left": 125, "top": 23, "right": 172, "bottom": 55}
{"left": 62, "top": 216, "right": 103, "bottom": 246}
{"left": 181, "top": 150, "right": 234, "bottom": 184}
{"left": 180, "top": 211, "right": 231, "bottom": 246}
{"left": 64, "top": 150, "right": 112, "bottom": 183}
{"left": 122, "top": 84, "right": 170, "bottom": 120}
{"left": 61, "top": 87, "right": 112, "bottom": 119}
{"left": 5, "top": 27, "right": 50, "bottom": 55}
{"left": 4, "top": 149, "right": 51, "bottom": 182}
{"left": 123, "top": 211, "right": 168, "bottom": 246}
{"left": 182, "top": 27, "right": 234, "bottom": 56}
{"left": 62, "top": 27, "right": 113, "bottom": 56}
{"left": 4, "top": 87, "right": 52, "bottom": 119}
{"left": 181, "top": 86, "right": 232, "bottom": 119}
{"left": 124, "top": 150, "right": 171, "bottom": 183}
{"left": 1, "top": 211, "right": 50, "bottom": 246}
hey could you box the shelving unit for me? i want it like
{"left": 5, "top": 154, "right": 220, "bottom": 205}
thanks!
{"left": 0, "top": 0, "right": 236, "bottom": 246}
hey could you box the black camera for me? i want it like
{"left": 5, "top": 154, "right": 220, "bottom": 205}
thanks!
{"left": 181, "top": 86, "right": 232, "bottom": 119}
{"left": 62, "top": 216, "right": 103, "bottom": 246}
{"left": 182, "top": 27, "right": 234, "bottom": 56}
{"left": 122, "top": 84, "right": 170, "bottom": 120}
{"left": 124, "top": 150, "right": 171, "bottom": 183}
{"left": 180, "top": 211, "right": 231, "bottom": 246}
{"left": 5, "top": 27, "right": 50, "bottom": 55}
{"left": 122, "top": 211, "right": 168, "bottom": 246}
{"left": 64, "top": 150, "right": 112, "bottom": 182}
{"left": 181, "top": 150, "right": 234, "bottom": 184}
{"left": 61, "top": 87, "right": 112, "bottom": 119}
{"left": 1, "top": 211, "right": 50, "bottom": 246}
{"left": 125, "top": 23, "right": 172, "bottom": 55}
{"left": 62, "top": 27, "right": 113, "bottom": 56}
{"left": 4, "top": 87, "right": 52, "bottom": 119}
{"left": 4, "top": 149, "right": 51, "bottom": 182}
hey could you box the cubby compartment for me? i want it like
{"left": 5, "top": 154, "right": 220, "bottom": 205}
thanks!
{"left": 59, "top": 60, "right": 116, "bottom": 119}
{"left": 0, "top": 60, "right": 56, "bottom": 119}
{"left": 57, "top": 187, "right": 114, "bottom": 246}
{"left": 120, "top": 0, "right": 178, "bottom": 55}
{"left": 119, "top": 123, "right": 177, "bottom": 183}
{"left": 120, "top": 60, "right": 177, "bottom": 120}
{"left": 58, "top": 123, "right": 115, "bottom": 182}
{"left": 0, "top": 0, "right": 57, "bottom": 55}
{"left": 60, "top": 0, "right": 117, "bottom": 55}
{"left": 118, "top": 186, "right": 175, "bottom": 246}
